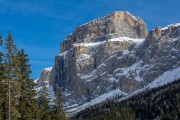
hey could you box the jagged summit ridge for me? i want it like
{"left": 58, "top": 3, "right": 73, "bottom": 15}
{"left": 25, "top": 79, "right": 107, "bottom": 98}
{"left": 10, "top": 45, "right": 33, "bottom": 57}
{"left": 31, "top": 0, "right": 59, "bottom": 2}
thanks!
{"left": 161, "top": 23, "right": 180, "bottom": 30}
{"left": 60, "top": 11, "right": 147, "bottom": 52}
{"left": 146, "top": 23, "right": 180, "bottom": 44}
{"left": 79, "top": 11, "right": 140, "bottom": 27}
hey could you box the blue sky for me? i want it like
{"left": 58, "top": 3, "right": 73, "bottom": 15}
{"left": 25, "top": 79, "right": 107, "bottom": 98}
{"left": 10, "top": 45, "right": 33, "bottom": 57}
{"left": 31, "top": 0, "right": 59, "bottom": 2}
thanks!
{"left": 0, "top": 0, "right": 179, "bottom": 79}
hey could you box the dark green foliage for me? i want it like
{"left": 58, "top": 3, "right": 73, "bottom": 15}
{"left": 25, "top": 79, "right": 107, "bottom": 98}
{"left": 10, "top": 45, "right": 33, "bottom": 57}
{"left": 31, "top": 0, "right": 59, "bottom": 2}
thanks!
{"left": 16, "top": 49, "right": 39, "bottom": 120}
{"left": 37, "top": 83, "right": 67, "bottom": 120}
{"left": 3, "top": 32, "right": 19, "bottom": 120}
{"left": 0, "top": 33, "right": 67, "bottom": 120}
{"left": 124, "top": 79, "right": 180, "bottom": 120}
{"left": 51, "top": 85, "right": 66, "bottom": 120}
{"left": 73, "top": 79, "right": 180, "bottom": 120}
{"left": 0, "top": 35, "right": 5, "bottom": 119}
{"left": 73, "top": 104, "right": 135, "bottom": 120}
{"left": 38, "top": 83, "right": 51, "bottom": 120}
{"left": 80, "top": 107, "right": 135, "bottom": 120}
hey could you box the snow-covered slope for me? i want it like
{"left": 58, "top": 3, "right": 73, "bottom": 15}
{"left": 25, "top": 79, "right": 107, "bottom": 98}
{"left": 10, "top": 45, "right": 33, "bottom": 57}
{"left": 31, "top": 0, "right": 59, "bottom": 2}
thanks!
{"left": 66, "top": 67, "right": 180, "bottom": 116}
{"left": 66, "top": 89, "right": 127, "bottom": 116}
{"left": 147, "top": 67, "right": 180, "bottom": 89}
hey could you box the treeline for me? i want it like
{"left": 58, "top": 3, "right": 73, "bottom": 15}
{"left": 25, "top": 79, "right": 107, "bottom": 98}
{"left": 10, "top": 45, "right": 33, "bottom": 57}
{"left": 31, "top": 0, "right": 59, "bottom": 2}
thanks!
{"left": 73, "top": 78, "right": 180, "bottom": 120}
{"left": 0, "top": 33, "right": 66, "bottom": 120}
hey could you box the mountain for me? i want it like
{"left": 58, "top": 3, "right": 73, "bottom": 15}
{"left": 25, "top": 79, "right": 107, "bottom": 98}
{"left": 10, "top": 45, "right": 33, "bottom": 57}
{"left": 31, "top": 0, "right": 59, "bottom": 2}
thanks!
{"left": 35, "top": 11, "right": 180, "bottom": 115}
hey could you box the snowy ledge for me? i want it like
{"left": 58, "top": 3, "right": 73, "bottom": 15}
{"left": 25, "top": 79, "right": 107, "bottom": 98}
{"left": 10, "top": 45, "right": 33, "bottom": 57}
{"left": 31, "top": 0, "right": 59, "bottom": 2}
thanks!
{"left": 59, "top": 51, "right": 68, "bottom": 57}
{"left": 73, "top": 37, "right": 144, "bottom": 47}
{"left": 108, "top": 37, "right": 144, "bottom": 43}
{"left": 43, "top": 67, "right": 53, "bottom": 71}
{"left": 161, "top": 23, "right": 180, "bottom": 30}
{"left": 73, "top": 41, "right": 106, "bottom": 47}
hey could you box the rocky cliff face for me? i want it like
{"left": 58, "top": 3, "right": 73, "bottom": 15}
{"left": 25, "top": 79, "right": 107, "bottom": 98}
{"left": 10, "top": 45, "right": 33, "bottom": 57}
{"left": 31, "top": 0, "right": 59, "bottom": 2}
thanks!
{"left": 36, "top": 11, "right": 180, "bottom": 113}
{"left": 36, "top": 67, "right": 55, "bottom": 87}
{"left": 60, "top": 11, "right": 147, "bottom": 52}
{"left": 54, "top": 11, "right": 148, "bottom": 105}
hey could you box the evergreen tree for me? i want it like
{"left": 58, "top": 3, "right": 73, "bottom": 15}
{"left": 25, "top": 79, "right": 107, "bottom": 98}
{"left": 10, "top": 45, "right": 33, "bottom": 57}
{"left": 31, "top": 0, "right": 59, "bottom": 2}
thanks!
{"left": 1, "top": 32, "right": 66, "bottom": 120}
{"left": 38, "top": 83, "right": 51, "bottom": 120}
{"left": 16, "top": 49, "right": 38, "bottom": 120}
{"left": 4, "top": 32, "right": 20, "bottom": 119}
{"left": 51, "top": 85, "right": 66, "bottom": 120}
{"left": 0, "top": 35, "right": 5, "bottom": 119}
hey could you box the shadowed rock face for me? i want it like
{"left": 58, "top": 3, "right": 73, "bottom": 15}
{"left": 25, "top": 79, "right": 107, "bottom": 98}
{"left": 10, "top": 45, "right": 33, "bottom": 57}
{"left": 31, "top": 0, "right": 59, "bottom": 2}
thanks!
{"left": 37, "top": 11, "right": 180, "bottom": 108}
{"left": 136, "top": 25, "right": 180, "bottom": 83}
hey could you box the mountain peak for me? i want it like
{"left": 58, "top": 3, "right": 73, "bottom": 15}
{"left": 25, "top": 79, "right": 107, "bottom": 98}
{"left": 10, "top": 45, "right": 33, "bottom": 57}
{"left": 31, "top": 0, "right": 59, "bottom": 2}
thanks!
{"left": 60, "top": 11, "right": 147, "bottom": 53}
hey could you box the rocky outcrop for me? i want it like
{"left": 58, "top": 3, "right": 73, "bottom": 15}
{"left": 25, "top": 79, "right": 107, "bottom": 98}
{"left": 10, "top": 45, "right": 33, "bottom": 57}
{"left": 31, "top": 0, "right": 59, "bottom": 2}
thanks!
{"left": 37, "top": 11, "right": 180, "bottom": 113}
{"left": 36, "top": 67, "right": 55, "bottom": 87}
{"left": 55, "top": 16, "right": 180, "bottom": 107}
{"left": 137, "top": 24, "right": 180, "bottom": 83}
{"left": 60, "top": 11, "right": 147, "bottom": 52}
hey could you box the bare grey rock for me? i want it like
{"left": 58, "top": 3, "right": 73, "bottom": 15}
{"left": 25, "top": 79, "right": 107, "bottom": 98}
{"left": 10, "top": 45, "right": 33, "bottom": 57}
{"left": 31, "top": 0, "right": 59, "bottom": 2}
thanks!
{"left": 37, "top": 11, "right": 180, "bottom": 109}
{"left": 60, "top": 11, "right": 147, "bottom": 52}
{"left": 36, "top": 67, "right": 55, "bottom": 86}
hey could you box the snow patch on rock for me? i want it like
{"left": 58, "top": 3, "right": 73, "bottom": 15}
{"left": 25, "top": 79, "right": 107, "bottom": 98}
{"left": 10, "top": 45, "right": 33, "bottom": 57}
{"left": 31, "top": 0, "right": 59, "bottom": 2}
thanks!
{"left": 43, "top": 67, "right": 52, "bottom": 72}
{"left": 161, "top": 23, "right": 180, "bottom": 30}
{"left": 73, "top": 41, "right": 106, "bottom": 47}
{"left": 108, "top": 37, "right": 144, "bottom": 43}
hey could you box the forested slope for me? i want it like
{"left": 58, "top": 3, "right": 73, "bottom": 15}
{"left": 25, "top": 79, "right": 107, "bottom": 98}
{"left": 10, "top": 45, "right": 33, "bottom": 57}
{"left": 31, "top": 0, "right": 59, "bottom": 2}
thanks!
{"left": 73, "top": 78, "right": 180, "bottom": 120}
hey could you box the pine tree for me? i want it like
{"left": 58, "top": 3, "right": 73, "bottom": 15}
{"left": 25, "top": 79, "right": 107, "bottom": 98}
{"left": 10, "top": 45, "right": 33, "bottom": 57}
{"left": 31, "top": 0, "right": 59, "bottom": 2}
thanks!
{"left": 4, "top": 32, "right": 20, "bottom": 119}
{"left": 0, "top": 35, "right": 5, "bottom": 119}
{"left": 16, "top": 49, "right": 38, "bottom": 120}
{"left": 38, "top": 83, "right": 51, "bottom": 120}
{"left": 51, "top": 85, "right": 66, "bottom": 120}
